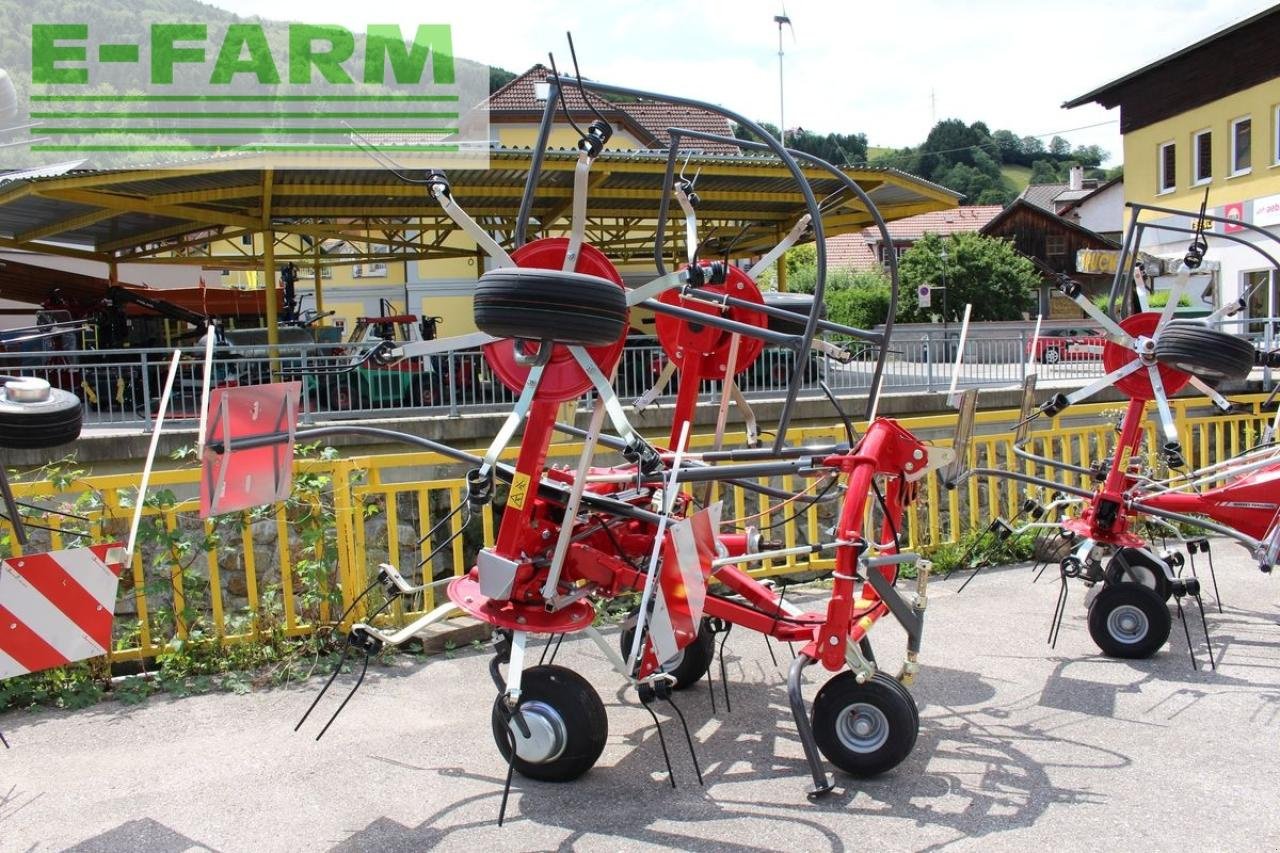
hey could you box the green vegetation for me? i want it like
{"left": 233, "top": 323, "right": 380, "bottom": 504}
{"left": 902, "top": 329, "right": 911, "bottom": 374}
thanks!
{"left": 735, "top": 113, "right": 1113, "bottom": 206}
{"left": 895, "top": 232, "right": 1040, "bottom": 322}
{"left": 759, "top": 232, "right": 1037, "bottom": 326}
{"left": 733, "top": 120, "right": 868, "bottom": 168}
{"left": 866, "top": 120, "right": 1109, "bottom": 205}
{"left": 0, "top": 443, "right": 373, "bottom": 712}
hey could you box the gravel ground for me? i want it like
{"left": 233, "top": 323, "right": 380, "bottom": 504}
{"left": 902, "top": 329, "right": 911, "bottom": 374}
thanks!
{"left": 2, "top": 541, "right": 1279, "bottom": 852}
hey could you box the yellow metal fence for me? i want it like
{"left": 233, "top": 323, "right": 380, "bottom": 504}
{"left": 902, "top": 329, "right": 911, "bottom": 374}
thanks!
{"left": 6, "top": 393, "right": 1274, "bottom": 663}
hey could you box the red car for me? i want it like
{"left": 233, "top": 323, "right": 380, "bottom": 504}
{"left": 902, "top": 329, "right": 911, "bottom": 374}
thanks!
{"left": 1028, "top": 327, "right": 1104, "bottom": 364}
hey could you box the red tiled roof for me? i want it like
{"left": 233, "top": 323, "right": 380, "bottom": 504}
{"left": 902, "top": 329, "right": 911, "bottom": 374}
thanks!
{"left": 827, "top": 233, "right": 878, "bottom": 270}
{"left": 486, "top": 65, "right": 739, "bottom": 153}
{"left": 865, "top": 204, "right": 1003, "bottom": 243}
{"left": 825, "top": 205, "right": 1004, "bottom": 270}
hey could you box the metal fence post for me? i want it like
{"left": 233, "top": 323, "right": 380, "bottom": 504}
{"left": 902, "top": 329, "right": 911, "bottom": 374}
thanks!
{"left": 1266, "top": 319, "right": 1274, "bottom": 391}
{"left": 1018, "top": 331, "right": 1027, "bottom": 382}
{"left": 140, "top": 351, "right": 153, "bottom": 429}
{"left": 925, "top": 333, "right": 934, "bottom": 392}
{"left": 448, "top": 351, "right": 460, "bottom": 416}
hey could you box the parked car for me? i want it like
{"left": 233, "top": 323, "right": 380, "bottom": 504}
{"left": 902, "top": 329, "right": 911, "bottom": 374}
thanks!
{"left": 1027, "top": 328, "right": 1104, "bottom": 364}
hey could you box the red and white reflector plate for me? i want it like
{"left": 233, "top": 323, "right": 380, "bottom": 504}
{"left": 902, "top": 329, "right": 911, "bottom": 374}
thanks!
{"left": 200, "top": 382, "right": 300, "bottom": 518}
{"left": 639, "top": 503, "right": 721, "bottom": 678}
{"left": 0, "top": 543, "right": 124, "bottom": 679}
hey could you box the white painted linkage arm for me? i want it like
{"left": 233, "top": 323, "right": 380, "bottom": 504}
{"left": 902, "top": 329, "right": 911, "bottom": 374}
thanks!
{"left": 749, "top": 214, "right": 812, "bottom": 281}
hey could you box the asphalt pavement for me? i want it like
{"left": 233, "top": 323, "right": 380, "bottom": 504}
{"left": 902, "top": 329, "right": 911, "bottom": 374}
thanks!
{"left": 3, "top": 542, "right": 1280, "bottom": 852}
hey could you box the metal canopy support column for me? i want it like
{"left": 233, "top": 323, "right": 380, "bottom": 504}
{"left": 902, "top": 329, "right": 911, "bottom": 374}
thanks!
{"left": 773, "top": 225, "right": 783, "bottom": 292}
{"left": 263, "top": 231, "right": 279, "bottom": 378}
{"left": 313, "top": 242, "right": 325, "bottom": 324}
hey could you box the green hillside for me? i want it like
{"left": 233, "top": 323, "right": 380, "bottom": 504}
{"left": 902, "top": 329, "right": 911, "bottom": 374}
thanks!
{"left": 1000, "top": 164, "right": 1032, "bottom": 194}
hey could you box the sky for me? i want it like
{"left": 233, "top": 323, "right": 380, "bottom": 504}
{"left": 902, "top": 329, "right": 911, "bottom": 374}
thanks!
{"left": 212, "top": 0, "right": 1272, "bottom": 166}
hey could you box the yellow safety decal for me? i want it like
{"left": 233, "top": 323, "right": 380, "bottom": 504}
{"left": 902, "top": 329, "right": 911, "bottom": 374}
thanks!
{"left": 508, "top": 471, "right": 532, "bottom": 511}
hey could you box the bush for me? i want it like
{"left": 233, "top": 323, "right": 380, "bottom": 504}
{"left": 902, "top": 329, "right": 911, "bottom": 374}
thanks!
{"left": 828, "top": 281, "right": 892, "bottom": 330}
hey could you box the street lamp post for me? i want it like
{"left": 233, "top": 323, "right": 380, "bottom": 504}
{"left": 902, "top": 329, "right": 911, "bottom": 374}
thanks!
{"left": 774, "top": 14, "right": 791, "bottom": 145}
{"left": 940, "top": 245, "right": 949, "bottom": 350}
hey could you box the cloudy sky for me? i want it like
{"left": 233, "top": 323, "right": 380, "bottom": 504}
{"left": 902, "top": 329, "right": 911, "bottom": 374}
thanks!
{"left": 216, "top": 0, "right": 1272, "bottom": 165}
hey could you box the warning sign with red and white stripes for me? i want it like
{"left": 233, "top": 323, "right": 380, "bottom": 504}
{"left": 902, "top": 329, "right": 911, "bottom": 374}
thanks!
{"left": 0, "top": 544, "right": 124, "bottom": 680}
{"left": 639, "top": 504, "right": 721, "bottom": 678}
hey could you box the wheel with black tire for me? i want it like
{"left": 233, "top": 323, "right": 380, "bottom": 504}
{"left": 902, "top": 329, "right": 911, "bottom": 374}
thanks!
{"left": 1087, "top": 582, "right": 1171, "bottom": 659}
{"left": 1154, "top": 322, "right": 1256, "bottom": 383}
{"left": 491, "top": 664, "right": 608, "bottom": 782}
{"left": 474, "top": 267, "right": 627, "bottom": 347}
{"left": 0, "top": 378, "right": 82, "bottom": 449}
{"left": 1042, "top": 346, "right": 1062, "bottom": 365}
{"left": 811, "top": 671, "right": 919, "bottom": 777}
{"left": 1106, "top": 548, "right": 1172, "bottom": 601}
{"left": 619, "top": 612, "right": 715, "bottom": 689}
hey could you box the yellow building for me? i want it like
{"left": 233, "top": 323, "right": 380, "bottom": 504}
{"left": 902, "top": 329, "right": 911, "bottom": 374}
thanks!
{"left": 1065, "top": 6, "right": 1280, "bottom": 321}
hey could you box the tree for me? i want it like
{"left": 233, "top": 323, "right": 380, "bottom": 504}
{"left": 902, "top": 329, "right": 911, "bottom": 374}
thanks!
{"left": 733, "top": 120, "right": 781, "bottom": 142}
{"left": 1029, "top": 159, "right": 1060, "bottom": 184}
{"left": 1021, "top": 135, "right": 1046, "bottom": 156}
{"left": 1072, "top": 144, "right": 1108, "bottom": 167}
{"left": 895, "top": 232, "right": 1038, "bottom": 322}
{"left": 917, "top": 118, "right": 988, "bottom": 180}
{"left": 991, "top": 129, "right": 1022, "bottom": 163}
{"left": 1049, "top": 135, "right": 1072, "bottom": 157}
{"left": 489, "top": 66, "right": 517, "bottom": 94}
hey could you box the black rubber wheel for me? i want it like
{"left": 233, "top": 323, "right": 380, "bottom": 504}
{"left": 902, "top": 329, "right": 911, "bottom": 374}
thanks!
{"left": 1155, "top": 322, "right": 1256, "bottom": 383}
{"left": 0, "top": 381, "right": 82, "bottom": 449}
{"left": 1087, "top": 582, "right": 1171, "bottom": 659}
{"left": 491, "top": 664, "right": 608, "bottom": 782}
{"left": 619, "top": 613, "right": 716, "bottom": 690}
{"left": 1106, "top": 548, "right": 1172, "bottom": 601}
{"left": 811, "top": 671, "right": 919, "bottom": 777}
{"left": 1042, "top": 346, "right": 1062, "bottom": 365}
{"left": 474, "top": 267, "right": 627, "bottom": 347}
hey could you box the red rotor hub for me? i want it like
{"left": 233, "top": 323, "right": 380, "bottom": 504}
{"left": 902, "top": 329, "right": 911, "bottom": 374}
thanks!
{"left": 1101, "top": 312, "right": 1192, "bottom": 402}
{"left": 483, "top": 238, "right": 628, "bottom": 403}
{"left": 653, "top": 264, "right": 768, "bottom": 380}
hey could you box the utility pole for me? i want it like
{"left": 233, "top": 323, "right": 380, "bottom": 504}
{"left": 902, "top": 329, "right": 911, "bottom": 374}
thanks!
{"left": 774, "top": 12, "right": 792, "bottom": 145}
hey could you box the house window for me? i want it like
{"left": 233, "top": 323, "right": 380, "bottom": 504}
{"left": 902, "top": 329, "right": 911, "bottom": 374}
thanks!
{"left": 1231, "top": 116, "right": 1252, "bottom": 175}
{"left": 352, "top": 262, "right": 388, "bottom": 279}
{"left": 879, "top": 244, "right": 907, "bottom": 265}
{"left": 1193, "top": 130, "right": 1212, "bottom": 184}
{"left": 1158, "top": 141, "right": 1176, "bottom": 192}
{"left": 1274, "top": 105, "right": 1280, "bottom": 165}
{"left": 1045, "top": 233, "right": 1066, "bottom": 258}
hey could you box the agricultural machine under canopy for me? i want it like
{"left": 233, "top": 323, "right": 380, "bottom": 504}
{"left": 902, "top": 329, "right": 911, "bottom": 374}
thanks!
{"left": 950, "top": 198, "right": 1280, "bottom": 667}
{"left": 192, "top": 42, "right": 973, "bottom": 820}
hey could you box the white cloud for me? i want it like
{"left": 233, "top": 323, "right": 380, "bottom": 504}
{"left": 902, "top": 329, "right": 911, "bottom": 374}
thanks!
{"left": 213, "top": 0, "right": 1272, "bottom": 165}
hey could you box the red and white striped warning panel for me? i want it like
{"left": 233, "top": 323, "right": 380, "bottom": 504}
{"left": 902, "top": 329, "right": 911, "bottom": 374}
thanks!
{"left": 640, "top": 504, "right": 721, "bottom": 678}
{"left": 0, "top": 543, "right": 124, "bottom": 680}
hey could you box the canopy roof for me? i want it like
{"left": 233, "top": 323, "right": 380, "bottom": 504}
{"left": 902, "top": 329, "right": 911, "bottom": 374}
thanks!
{"left": 0, "top": 149, "right": 959, "bottom": 269}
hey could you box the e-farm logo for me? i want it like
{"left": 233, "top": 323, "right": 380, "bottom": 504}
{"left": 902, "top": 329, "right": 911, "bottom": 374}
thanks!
{"left": 17, "top": 22, "right": 488, "bottom": 169}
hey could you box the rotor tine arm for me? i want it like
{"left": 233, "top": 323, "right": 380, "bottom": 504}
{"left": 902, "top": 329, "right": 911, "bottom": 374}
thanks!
{"left": 635, "top": 360, "right": 677, "bottom": 411}
{"left": 1185, "top": 376, "right": 1235, "bottom": 412}
{"left": 673, "top": 183, "right": 699, "bottom": 267}
{"left": 567, "top": 346, "right": 655, "bottom": 464}
{"left": 563, "top": 149, "right": 593, "bottom": 272}
{"left": 748, "top": 214, "right": 812, "bottom": 282}
{"left": 429, "top": 179, "right": 516, "bottom": 268}
{"left": 1155, "top": 265, "right": 1190, "bottom": 334}
{"left": 1146, "top": 364, "right": 1183, "bottom": 463}
{"left": 1059, "top": 358, "right": 1147, "bottom": 410}
{"left": 1058, "top": 280, "right": 1132, "bottom": 345}
{"left": 626, "top": 271, "right": 687, "bottom": 308}
{"left": 727, "top": 380, "right": 760, "bottom": 447}
{"left": 625, "top": 421, "right": 692, "bottom": 676}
